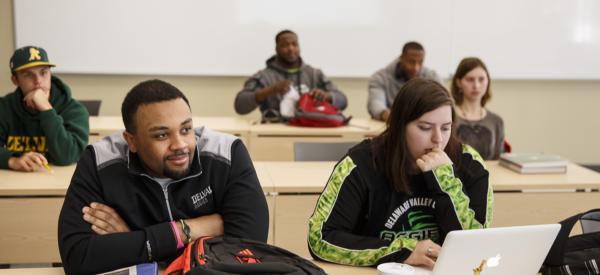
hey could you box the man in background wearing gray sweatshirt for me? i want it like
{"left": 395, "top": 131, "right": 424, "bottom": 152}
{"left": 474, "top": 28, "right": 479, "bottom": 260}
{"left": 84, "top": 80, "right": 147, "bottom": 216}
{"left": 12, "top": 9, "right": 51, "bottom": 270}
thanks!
{"left": 368, "top": 42, "right": 440, "bottom": 121}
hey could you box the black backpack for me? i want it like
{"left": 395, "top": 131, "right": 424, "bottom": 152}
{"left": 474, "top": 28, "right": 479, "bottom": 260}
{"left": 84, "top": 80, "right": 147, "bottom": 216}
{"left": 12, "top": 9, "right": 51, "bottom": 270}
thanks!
{"left": 165, "top": 236, "right": 327, "bottom": 275}
{"left": 541, "top": 209, "right": 600, "bottom": 275}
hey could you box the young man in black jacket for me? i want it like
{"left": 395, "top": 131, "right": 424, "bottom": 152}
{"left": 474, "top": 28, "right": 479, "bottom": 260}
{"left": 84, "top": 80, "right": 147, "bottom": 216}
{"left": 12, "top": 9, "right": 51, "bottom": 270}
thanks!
{"left": 58, "top": 79, "right": 269, "bottom": 275}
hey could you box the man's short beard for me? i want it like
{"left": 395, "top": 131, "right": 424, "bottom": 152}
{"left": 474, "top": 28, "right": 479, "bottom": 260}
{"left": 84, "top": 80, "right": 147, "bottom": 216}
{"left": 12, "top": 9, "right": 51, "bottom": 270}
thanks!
{"left": 163, "top": 153, "right": 192, "bottom": 180}
{"left": 164, "top": 166, "right": 190, "bottom": 180}
{"left": 277, "top": 55, "right": 299, "bottom": 67}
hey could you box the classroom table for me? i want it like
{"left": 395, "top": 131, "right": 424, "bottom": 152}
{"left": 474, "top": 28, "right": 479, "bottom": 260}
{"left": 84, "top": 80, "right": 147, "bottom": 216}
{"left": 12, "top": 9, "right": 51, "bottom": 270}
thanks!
{"left": 0, "top": 165, "right": 73, "bottom": 263}
{"left": 0, "top": 262, "right": 386, "bottom": 275}
{"left": 89, "top": 116, "right": 386, "bottom": 161}
{"left": 254, "top": 161, "right": 600, "bottom": 257}
{"left": 0, "top": 165, "right": 275, "bottom": 264}
{"left": 89, "top": 116, "right": 252, "bottom": 144}
{"left": 247, "top": 118, "right": 385, "bottom": 161}
{"left": 2, "top": 160, "right": 598, "bottom": 265}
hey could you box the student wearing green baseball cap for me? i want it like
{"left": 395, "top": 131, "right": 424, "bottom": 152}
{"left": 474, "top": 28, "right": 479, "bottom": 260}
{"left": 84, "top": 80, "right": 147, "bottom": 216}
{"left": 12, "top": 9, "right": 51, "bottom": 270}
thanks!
{"left": 0, "top": 46, "right": 89, "bottom": 171}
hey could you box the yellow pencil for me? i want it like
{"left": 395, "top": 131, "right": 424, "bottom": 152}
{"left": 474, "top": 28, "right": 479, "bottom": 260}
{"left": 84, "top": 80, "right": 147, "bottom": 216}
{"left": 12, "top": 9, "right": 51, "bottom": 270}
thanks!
{"left": 43, "top": 163, "right": 54, "bottom": 174}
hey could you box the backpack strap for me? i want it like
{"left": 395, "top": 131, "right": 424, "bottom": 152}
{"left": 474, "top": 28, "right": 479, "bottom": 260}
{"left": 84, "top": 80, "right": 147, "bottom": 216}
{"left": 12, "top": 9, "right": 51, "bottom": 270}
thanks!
{"left": 544, "top": 208, "right": 600, "bottom": 266}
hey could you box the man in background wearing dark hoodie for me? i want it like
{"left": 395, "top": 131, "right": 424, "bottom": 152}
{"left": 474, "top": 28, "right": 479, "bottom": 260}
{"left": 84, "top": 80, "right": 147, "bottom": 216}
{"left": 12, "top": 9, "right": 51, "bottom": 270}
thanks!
{"left": 368, "top": 41, "right": 440, "bottom": 121}
{"left": 234, "top": 30, "right": 347, "bottom": 122}
{"left": 0, "top": 46, "right": 89, "bottom": 171}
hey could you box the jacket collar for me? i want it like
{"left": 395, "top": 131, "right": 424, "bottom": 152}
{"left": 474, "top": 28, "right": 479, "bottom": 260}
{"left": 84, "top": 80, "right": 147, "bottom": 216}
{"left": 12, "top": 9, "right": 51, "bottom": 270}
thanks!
{"left": 394, "top": 62, "right": 410, "bottom": 82}
{"left": 266, "top": 55, "right": 304, "bottom": 74}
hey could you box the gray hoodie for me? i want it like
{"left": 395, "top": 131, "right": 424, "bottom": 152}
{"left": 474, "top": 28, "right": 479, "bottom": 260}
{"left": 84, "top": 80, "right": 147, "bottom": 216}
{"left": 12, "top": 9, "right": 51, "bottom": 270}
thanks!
{"left": 234, "top": 56, "right": 347, "bottom": 120}
{"left": 368, "top": 58, "right": 440, "bottom": 119}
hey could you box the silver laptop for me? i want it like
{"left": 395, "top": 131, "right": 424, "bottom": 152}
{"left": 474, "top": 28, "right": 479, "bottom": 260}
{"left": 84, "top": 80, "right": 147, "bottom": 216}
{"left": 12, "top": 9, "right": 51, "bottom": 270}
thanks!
{"left": 427, "top": 224, "right": 560, "bottom": 275}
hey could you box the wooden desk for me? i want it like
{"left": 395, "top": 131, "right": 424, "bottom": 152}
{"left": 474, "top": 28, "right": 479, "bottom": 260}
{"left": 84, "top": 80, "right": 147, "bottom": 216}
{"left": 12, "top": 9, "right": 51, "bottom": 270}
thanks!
{"left": 0, "top": 262, "right": 385, "bottom": 275}
{"left": 488, "top": 161, "right": 600, "bottom": 190}
{"left": 248, "top": 119, "right": 385, "bottom": 161}
{"left": 89, "top": 116, "right": 252, "bottom": 144}
{"left": 487, "top": 161, "right": 600, "bottom": 230}
{"left": 90, "top": 117, "right": 385, "bottom": 160}
{"left": 0, "top": 166, "right": 74, "bottom": 264}
{"left": 0, "top": 164, "right": 274, "bottom": 264}
{"left": 255, "top": 160, "right": 600, "bottom": 258}
{"left": 0, "top": 268, "right": 65, "bottom": 275}
{"left": 4, "top": 159, "right": 598, "bottom": 265}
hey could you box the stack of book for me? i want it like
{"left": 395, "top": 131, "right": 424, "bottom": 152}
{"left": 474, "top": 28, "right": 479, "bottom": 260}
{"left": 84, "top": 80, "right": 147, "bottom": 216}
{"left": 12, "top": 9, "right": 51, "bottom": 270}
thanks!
{"left": 499, "top": 153, "right": 568, "bottom": 174}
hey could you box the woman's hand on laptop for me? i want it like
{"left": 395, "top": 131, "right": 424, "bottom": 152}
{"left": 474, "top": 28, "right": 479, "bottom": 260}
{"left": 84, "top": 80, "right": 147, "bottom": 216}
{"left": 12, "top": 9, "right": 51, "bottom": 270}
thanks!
{"left": 404, "top": 239, "right": 441, "bottom": 268}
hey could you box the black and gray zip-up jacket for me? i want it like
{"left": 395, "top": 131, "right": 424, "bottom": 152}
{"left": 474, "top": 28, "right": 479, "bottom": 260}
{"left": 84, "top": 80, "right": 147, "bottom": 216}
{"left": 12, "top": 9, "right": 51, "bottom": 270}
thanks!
{"left": 308, "top": 139, "right": 493, "bottom": 266}
{"left": 58, "top": 127, "right": 269, "bottom": 275}
{"left": 234, "top": 56, "right": 347, "bottom": 118}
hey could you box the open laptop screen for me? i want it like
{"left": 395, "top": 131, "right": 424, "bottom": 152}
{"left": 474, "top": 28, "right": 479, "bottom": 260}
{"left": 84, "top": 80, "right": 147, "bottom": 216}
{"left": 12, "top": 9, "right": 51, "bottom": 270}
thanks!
{"left": 431, "top": 224, "right": 560, "bottom": 275}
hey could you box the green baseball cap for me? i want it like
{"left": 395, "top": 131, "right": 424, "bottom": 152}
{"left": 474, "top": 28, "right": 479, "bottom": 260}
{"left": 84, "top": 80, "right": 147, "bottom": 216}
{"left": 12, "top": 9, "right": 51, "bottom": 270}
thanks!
{"left": 10, "top": 46, "right": 55, "bottom": 73}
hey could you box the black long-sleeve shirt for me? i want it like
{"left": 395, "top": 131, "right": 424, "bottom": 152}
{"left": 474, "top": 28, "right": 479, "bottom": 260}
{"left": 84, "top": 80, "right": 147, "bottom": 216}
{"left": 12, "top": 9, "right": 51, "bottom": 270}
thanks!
{"left": 308, "top": 140, "right": 493, "bottom": 266}
{"left": 58, "top": 127, "right": 269, "bottom": 275}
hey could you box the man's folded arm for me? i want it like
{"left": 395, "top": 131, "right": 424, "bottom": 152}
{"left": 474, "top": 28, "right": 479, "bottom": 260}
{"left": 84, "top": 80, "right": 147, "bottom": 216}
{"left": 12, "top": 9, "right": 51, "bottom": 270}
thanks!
{"left": 58, "top": 147, "right": 177, "bottom": 275}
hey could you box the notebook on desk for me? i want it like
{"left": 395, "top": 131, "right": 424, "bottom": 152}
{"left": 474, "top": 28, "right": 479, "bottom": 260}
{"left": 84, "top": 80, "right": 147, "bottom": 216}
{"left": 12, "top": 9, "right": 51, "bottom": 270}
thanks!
{"left": 499, "top": 152, "right": 568, "bottom": 174}
{"left": 427, "top": 224, "right": 560, "bottom": 275}
{"left": 100, "top": 262, "right": 158, "bottom": 275}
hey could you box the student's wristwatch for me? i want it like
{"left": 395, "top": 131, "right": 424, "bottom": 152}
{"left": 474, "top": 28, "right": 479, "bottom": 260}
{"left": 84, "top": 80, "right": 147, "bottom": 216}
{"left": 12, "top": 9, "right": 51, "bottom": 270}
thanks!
{"left": 179, "top": 219, "right": 192, "bottom": 244}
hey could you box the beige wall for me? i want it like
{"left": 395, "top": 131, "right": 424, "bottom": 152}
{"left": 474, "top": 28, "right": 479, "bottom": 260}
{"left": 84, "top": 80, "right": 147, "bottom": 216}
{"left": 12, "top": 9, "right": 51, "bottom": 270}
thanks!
{"left": 0, "top": 0, "right": 14, "bottom": 93}
{"left": 2, "top": 0, "right": 600, "bottom": 164}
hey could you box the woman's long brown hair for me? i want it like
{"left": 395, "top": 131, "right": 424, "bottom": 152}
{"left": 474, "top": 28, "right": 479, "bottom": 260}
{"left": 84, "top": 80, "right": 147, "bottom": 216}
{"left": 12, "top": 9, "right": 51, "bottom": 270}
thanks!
{"left": 372, "top": 78, "right": 462, "bottom": 193}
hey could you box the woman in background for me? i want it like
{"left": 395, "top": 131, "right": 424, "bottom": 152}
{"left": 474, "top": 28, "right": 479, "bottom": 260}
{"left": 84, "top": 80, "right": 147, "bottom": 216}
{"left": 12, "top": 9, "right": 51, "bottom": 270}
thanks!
{"left": 308, "top": 78, "right": 492, "bottom": 268}
{"left": 451, "top": 57, "right": 505, "bottom": 160}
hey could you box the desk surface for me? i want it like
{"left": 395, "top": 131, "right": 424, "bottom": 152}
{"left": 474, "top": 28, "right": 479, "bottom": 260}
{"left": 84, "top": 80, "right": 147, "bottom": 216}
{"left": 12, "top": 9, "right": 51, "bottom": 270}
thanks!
{"left": 0, "top": 163, "right": 276, "bottom": 196}
{"left": 90, "top": 116, "right": 385, "bottom": 136}
{"left": 0, "top": 165, "right": 74, "bottom": 196}
{"left": 249, "top": 118, "right": 385, "bottom": 137}
{"left": 3, "top": 161, "right": 599, "bottom": 196}
{"left": 254, "top": 161, "right": 335, "bottom": 193}
{"left": 255, "top": 161, "right": 600, "bottom": 193}
{"left": 0, "top": 262, "right": 418, "bottom": 275}
{"left": 0, "top": 263, "right": 434, "bottom": 275}
{"left": 487, "top": 161, "right": 600, "bottom": 190}
{"left": 90, "top": 116, "right": 252, "bottom": 135}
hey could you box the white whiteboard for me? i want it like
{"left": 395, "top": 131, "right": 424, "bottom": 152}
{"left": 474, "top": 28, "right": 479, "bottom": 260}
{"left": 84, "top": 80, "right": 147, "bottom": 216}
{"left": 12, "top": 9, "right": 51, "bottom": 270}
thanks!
{"left": 13, "top": 0, "right": 600, "bottom": 79}
{"left": 451, "top": 0, "right": 600, "bottom": 80}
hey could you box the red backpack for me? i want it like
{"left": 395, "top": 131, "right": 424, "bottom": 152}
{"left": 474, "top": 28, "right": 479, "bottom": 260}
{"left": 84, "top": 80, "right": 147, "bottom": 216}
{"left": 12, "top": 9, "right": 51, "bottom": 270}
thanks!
{"left": 164, "top": 236, "right": 326, "bottom": 275}
{"left": 288, "top": 94, "right": 351, "bottom": 127}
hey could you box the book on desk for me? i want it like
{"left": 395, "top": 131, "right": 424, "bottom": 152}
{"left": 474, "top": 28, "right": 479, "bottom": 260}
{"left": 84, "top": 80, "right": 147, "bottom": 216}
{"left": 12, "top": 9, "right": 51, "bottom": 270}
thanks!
{"left": 499, "top": 152, "right": 568, "bottom": 174}
{"left": 100, "top": 262, "right": 157, "bottom": 275}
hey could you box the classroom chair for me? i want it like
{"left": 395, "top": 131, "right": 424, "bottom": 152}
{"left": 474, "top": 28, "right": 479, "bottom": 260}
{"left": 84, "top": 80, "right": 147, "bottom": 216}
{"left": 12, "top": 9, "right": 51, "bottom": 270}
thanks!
{"left": 293, "top": 142, "right": 356, "bottom": 161}
{"left": 79, "top": 100, "right": 102, "bottom": 116}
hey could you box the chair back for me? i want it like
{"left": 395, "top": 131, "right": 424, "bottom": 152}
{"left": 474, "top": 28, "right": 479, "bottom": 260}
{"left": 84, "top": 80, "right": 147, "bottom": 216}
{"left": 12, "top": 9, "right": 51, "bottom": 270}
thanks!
{"left": 79, "top": 100, "right": 102, "bottom": 116}
{"left": 293, "top": 142, "right": 356, "bottom": 161}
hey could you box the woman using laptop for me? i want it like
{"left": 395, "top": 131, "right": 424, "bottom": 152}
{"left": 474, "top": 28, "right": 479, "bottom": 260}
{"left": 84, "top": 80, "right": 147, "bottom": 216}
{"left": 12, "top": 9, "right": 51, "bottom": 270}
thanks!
{"left": 451, "top": 57, "right": 505, "bottom": 160}
{"left": 308, "top": 78, "right": 493, "bottom": 269}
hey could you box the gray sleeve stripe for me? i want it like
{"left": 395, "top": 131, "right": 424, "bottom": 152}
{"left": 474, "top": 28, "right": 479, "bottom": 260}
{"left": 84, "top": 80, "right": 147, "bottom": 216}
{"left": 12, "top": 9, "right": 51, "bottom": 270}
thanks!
{"left": 195, "top": 127, "right": 238, "bottom": 163}
{"left": 91, "top": 132, "right": 128, "bottom": 168}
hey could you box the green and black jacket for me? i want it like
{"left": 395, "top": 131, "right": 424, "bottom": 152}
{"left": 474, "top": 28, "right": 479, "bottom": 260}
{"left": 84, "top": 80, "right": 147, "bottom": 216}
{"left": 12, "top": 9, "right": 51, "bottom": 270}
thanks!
{"left": 308, "top": 139, "right": 493, "bottom": 266}
{"left": 0, "top": 76, "right": 89, "bottom": 168}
